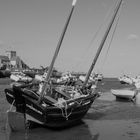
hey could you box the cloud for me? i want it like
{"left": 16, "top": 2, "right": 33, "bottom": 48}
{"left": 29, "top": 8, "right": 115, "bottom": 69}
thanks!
{"left": 127, "top": 34, "right": 139, "bottom": 40}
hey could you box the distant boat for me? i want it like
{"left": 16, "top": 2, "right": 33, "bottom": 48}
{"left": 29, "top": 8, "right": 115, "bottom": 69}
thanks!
{"left": 4, "top": 0, "right": 122, "bottom": 129}
{"left": 118, "top": 75, "right": 133, "bottom": 85}
{"left": 10, "top": 71, "right": 32, "bottom": 83}
{"left": 94, "top": 73, "right": 103, "bottom": 81}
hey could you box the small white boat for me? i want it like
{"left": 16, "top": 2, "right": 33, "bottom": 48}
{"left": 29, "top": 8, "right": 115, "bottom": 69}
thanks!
{"left": 94, "top": 73, "right": 103, "bottom": 81}
{"left": 111, "top": 89, "right": 135, "bottom": 100}
{"left": 10, "top": 72, "right": 32, "bottom": 83}
{"left": 118, "top": 75, "right": 133, "bottom": 85}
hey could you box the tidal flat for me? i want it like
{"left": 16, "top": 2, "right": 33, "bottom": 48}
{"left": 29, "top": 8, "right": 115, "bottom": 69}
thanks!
{"left": 0, "top": 78, "right": 140, "bottom": 140}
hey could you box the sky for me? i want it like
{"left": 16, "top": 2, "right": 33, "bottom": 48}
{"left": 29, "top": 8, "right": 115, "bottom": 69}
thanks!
{"left": 0, "top": 0, "right": 140, "bottom": 77}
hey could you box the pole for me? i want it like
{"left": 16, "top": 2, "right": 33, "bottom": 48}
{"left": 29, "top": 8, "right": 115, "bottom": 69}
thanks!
{"left": 38, "top": 0, "right": 77, "bottom": 102}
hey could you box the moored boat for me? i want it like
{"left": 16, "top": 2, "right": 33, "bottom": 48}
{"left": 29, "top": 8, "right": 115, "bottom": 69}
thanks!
{"left": 118, "top": 75, "right": 133, "bottom": 84}
{"left": 5, "top": 83, "right": 99, "bottom": 128}
{"left": 111, "top": 89, "right": 135, "bottom": 101}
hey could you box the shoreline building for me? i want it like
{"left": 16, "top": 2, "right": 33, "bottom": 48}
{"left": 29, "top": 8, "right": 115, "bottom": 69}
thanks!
{"left": 0, "top": 51, "right": 30, "bottom": 70}
{"left": 0, "top": 55, "right": 9, "bottom": 70}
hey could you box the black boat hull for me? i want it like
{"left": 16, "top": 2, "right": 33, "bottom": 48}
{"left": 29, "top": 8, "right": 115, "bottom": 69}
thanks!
{"left": 5, "top": 88, "right": 99, "bottom": 128}
{"left": 0, "top": 70, "right": 11, "bottom": 78}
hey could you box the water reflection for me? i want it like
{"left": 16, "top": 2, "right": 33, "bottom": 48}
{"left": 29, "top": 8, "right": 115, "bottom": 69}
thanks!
{"left": 7, "top": 121, "right": 95, "bottom": 140}
{"left": 6, "top": 119, "right": 140, "bottom": 140}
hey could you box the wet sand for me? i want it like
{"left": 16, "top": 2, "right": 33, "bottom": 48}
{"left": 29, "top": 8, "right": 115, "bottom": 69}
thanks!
{"left": 0, "top": 78, "right": 140, "bottom": 140}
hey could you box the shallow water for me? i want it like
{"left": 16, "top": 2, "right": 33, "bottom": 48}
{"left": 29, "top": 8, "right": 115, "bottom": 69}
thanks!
{"left": 2, "top": 119, "right": 140, "bottom": 140}
{"left": 98, "top": 91, "right": 116, "bottom": 101}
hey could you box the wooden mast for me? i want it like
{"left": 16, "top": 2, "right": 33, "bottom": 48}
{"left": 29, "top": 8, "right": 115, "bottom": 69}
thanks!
{"left": 38, "top": 0, "right": 77, "bottom": 102}
{"left": 82, "top": 0, "right": 122, "bottom": 88}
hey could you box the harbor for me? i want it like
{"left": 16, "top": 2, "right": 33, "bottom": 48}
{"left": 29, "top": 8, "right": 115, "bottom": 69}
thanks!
{"left": 1, "top": 0, "right": 140, "bottom": 139}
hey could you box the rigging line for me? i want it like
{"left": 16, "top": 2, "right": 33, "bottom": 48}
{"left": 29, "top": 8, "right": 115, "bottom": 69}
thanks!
{"left": 71, "top": 1, "right": 121, "bottom": 71}
{"left": 100, "top": 1, "right": 124, "bottom": 72}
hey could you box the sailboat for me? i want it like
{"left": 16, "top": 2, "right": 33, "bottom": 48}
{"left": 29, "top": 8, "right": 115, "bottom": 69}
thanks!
{"left": 4, "top": 0, "right": 122, "bottom": 128}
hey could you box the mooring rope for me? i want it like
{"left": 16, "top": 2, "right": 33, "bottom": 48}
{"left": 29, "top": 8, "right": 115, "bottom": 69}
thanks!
{"left": 55, "top": 100, "right": 73, "bottom": 120}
